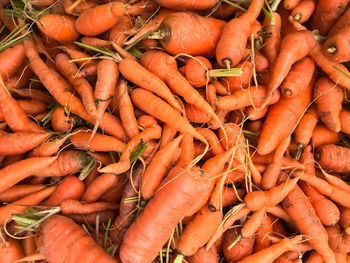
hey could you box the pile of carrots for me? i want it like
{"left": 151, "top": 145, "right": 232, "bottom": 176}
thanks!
{"left": 2, "top": 0, "right": 350, "bottom": 262}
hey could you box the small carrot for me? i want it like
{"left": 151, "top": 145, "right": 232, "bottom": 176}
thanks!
{"left": 315, "top": 144, "right": 350, "bottom": 173}
{"left": 60, "top": 199, "right": 118, "bottom": 214}
{"left": 312, "top": 123, "right": 343, "bottom": 148}
{"left": 0, "top": 234, "right": 24, "bottom": 263}
{"left": 0, "top": 184, "right": 45, "bottom": 203}
{"left": 223, "top": 227, "right": 255, "bottom": 262}
{"left": 253, "top": 214, "right": 273, "bottom": 252}
{"left": 280, "top": 57, "right": 315, "bottom": 97}
{"left": 29, "top": 133, "right": 70, "bottom": 157}
{"left": 262, "top": 12, "right": 282, "bottom": 66}
{"left": 108, "top": 15, "right": 133, "bottom": 45}
{"left": 221, "top": 61, "right": 253, "bottom": 92}
{"left": 323, "top": 173, "right": 350, "bottom": 192}
{"left": 314, "top": 77, "right": 343, "bottom": 132}
{"left": 177, "top": 134, "right": 195, "bottom": 166}
{"left": 291, "top": 0, "right": 316, "bottom": 23}
{"left": 185, "top": 103, "right": 211, "bottom": 124}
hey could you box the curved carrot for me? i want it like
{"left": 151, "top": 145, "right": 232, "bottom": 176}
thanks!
{"left": 216, "top": 0, "right": 264, "bottom": 67}
{"left": 262, "top": 12, "right": 282, "bottom": 66}
{"left": 29, "top": 134, "right": 70, "bottom": 157}
{"left": 196, "top": 128, "right": 224, "bottom": 155}
{"left": 314, "top": 77, "right": 343, "bottom": 132}
{"left": 312, "top": 124, "right": 342, "bottom": 148}
{"left": 0, "top": 184, "right": 45, "bottom": 203}
{"left": 37, "top": 14, "right": 79, "bottom": 42}
{"left": 159, "top": 123, "right": 177, "bottom": 149}
{"left": 177, "top": 134, "right": 195, "bottom": 165}
{"left": 0, "top": 43, "right": 26, "bottom": 79}
{"left": 44, "top": 176, "right": 85, "bottom": 207}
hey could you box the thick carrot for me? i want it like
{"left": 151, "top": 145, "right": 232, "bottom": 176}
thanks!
{"left": 314, "top": 77, "right": 343, "bottom": 132}
{"left": 221, "top": 61, "right": 252, "bottom": 92}
{"left": 280, "top": 57, "right": 315, "bottom": 97}
{"left": 0, "top": 43, "right": 26, "bottom": 78}
{"left": 294, "top": 107, "right": 317, "bottom": 160}
{"left": 37, "top": 14, "right": 79, "bottom": 42}
{"left": 291, "top": 0, "right": 316, "bottom": 23}
{"left": 0, "top": 186, "right": 56, "bottom": 224}
{"left": 187, "top": 246, "right": 218, "bottom": 263}
{"left": 257, "top": 81, "right": 312, "bottom": 155}
{"left": 310, "top": 0, "right": 349, "bottom": 35}
{"left": 264, "top": 30, "right": 316, "bottom": 103}
{"left": 185, "top": 103, "right": 211, "bottom": 124}
{"left": 0, "top": 184, "right": 45, "bottom": 203}
{"left": 55, "top": 53, "right": 96, "bottom": 120}
{"left": 44, "top": 176, "right": 85, "bottom": 207}
{"left": 262, "top": 12, "right": 282, "bottom": 66}
{"left": 253, "top": 214, "right": 273, "bottom": 252}
{"left": 312, "top": 124, "right": 342, "bottom": 148}
{"left": 0, "top": 156, "right": 56, "bottom": 193}
{"left": 261, "top": 135, "right": 291, "bottom": 190}
{"left": 119, "top": 58, "right": 181, "bottom": 111}
{"left": 223, "top": 227, "right": 255, "bottom": 262}
{"left": 216, "top": 85, "right": 280, "bottom": 111}
{"left": 324, "top": 25, "right": 350, "bottom": 64}
{"left": 60, "top": 199, "right": 118, "bottom": 214}
{"left": 326, "top": 225, "right": 350, "bottom": 253}
{"left": 183, "top": 56, "right": 213, "bottom": 88}
{"left": 71, "top": 128, "right": 125, "bottom": 152}
{"left": 120, "top": 166, "right": 211, "bottom": 263}
{"left": 244, "top": 176, "right": 300, "bottom": 211}
{"left": 315, "top": 144, "right": 350, "bottom": 173}
{"left": 130, "top": 88, "right": 206, "bottom": 142}
{"left": 283, "top": 184, "right": 336, "bottom": 263}
{"left": 340, "top": 109, "right": 350, "bottom": 135}
{"left": 108, "top": 15, "right": 133, "bottom": 45}
{"left": 141, "top": 135, "right": 183, "bottom": 199}
{"left": 0, "top": 131, "right": 50, "bottom": 155}
{"left": 36, "top": 215, "right": 118, "bottom": 263}
{"left": 309, "top": 44, "right": 350, "bottom": 91}
{"left": 155, "top": 12, "right": 225, "bottom": 57}
{"left": 154, "top": 0, "right": 217, "bottom": 10}
{"left": 29, "top": 133, "right": 70, "bottom": 157}
{"left": 34, "top": 150, "right": 92, "bottom": 177}
{"left": 117, "top": 80, "right": 139, "bottom": 139}
{"left": 0, "top": 235, "right": 24, "bottom": 263}
{"left": 216, "top": 0, "right": 264, "bottom": 67}
{"left": 328, "top": 6, "right": 350, "bottom": 36}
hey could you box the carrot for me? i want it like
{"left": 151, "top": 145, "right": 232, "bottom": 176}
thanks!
{"left": 283, "top": 184, "right": 336, "bottom": 263}
{"left": 55, "top": 53, "right": 96, "bottom": 120}
{"left": 0, "top": 156, "right": 56, "bottom": 193}
{"left": 244, "top": 176, "right": 300, "bottom": 211}
{"left": 223, "top": 227, "right": 255, "bottom": 262}
{"left": 312, "top": 123, "right": 342, "bottom": 148}
{"left": 98, "top": 173, "right": 127, "bottom": 203}
{"left": 261, "top": 135, "right": 291, "bottom": 190}
{"left": 0, "top": 76, "right": 45, "bottom": 133}
{"left": 340, "top": 207, "right": 350, "bottom": 233}
{"left": 130, "top": 88, "right": 206, "bottom": 143}
{"left": 222, "top": 187, "right": 244, "bottom": 207}
{"left": 184, "top": 103, "right": 211, "bottom": 124}
{"left": 34, "top": 150, "right": 92, "bottom": 177}
{"left": 100, "top": 112, "right": 128, "bottom": 141}
{"left": 294, "top": 107, "right": 317, "bottom": 160}
{"left": 63, "top": 0, "right": 96, "bottom": 15}
{"left": 326, "top": 225, "right": 350, "bottom": 254}
{"left": 284, "top": 0, "right": 302, "bottom": 9}
{"left": 253, "top": 214, "right": 273, "bottom": 252}
{"left": 9, "top": 89, "right": 53, "bottom": 104}
{"left": 309, "top": 44, "right": 350, "bottom": 90}
{"left": 35, "top": 215, "right": 119, "bottom": 263}
{"left": 251, "top": 152, "right": 304, "bottom": 168}
{"left": 117, "top": 79, "right": 139, "bottom": 139}
{"left": 99, "top": 122, "right": 162, "bottom": 174}
{"left": 339, "top": 109, "right": 350, "bottom": 135}
{"left": 0, "top": 131, "right": 50, "bottom": 155}
{"left": 177, "top": 134, "right": 195, "bottom": 165}
{"left": 0, "top": 235, "right": 24, "bottom": 263}
{"left": 280, "top": 57, "right": 315, "bottom": 97}
{"left": 220, "top": 62, "right": 252, "bottom": 92}
{"left": 44, "top": 176, "right": 85, "bottom": 207}
{"left": 154, "top": 0, "right": 217, "bottom": 10}
{"left": 0, "top": 99, "right": 47, "bottom": 123}
{"left": 306, "top": 251, "right": 323, "bottom": 263}
{"left": 328, "top": 6, "right": 350, "bottom": 36}
{"left": 29, "top": 133, "right": 70, "bottom": 157}
{"left": 151, "top": 12, "right": 225, "bottom": 57}
{"left": 0, "top": 43, "right": 26, "bottom": 79}
{"left": 196, "top": 128, "right": 224, "bottom": 155}
{"left": 13, "top": 252, "right": 45, "bottom": 263}
{"left": 24, "top": 39, "right": 94, "bottom": 124}
{"left": 0, "top": 186, "right": 56, "bottom": 224}
{"left": 0, "top": 184, "right": 45, "bottom": 203}
{"left": 310, "top": 0, "right": 349, "bottom": 35}
{"left": 159, "top": 123, "right": 177, "bottom": 149}
{"left": 183, "top": 56, "right": 213, "bottom": 88}
{"left": 108, "top": 15, "right": 133, "bottom": 45}
{"left": 314, "top": 77, "right": 343, "bottom": 132}
{"left": 323, "top": 173, "right": 350, "bottom": 192}
{"left": 71, "top": 128, "right": 125, "bottom": 152}
{"left": 124, "top": 8, "right": 174, "bottom": 46}
{"left": 141, "top": 135, "right": 183, "bottom": 199}
{"left": 21, "top": 232, "right": 36, "bottom": 256}
{"left": 216, "top": 0, "right": 264, "bottom": 67}
{"left": 51, "top": 106, "right": 74, "bottom": 132}
{"left": 315, "top": 144, "right": 350, "bottom": 173}
{"left": 263, "top": 30, "right": 316, "bottom": 103}
{"left": 89, "top": 59, "right": 119, "bottom": 142}
{"left": 67, "top": 210, "right": 116, "bottom": 225}
{"left": 291, "top": 0, "right": 316, "bottom": 23}
{"left": 262, "top": 11, "right": 282, "bottom": 66}
{"left": 257, "top": 81, "right": 312, "bottom": 155}
{"left": 4, "top": 66, "right": 33, "bottom": 90}
{"left": 2, "top": 153, "right": 26, "bottom": 167}
{"left": 120, "top": 165, "right": 211, "bottom": 263}
{"left": 119, "top": 58, "right": 181, "bottom": 111}
{"left": 216, "top": 85, "right": 281, "bottom": 111}
{"left": 37, "top": 14, "right": 79, "bottom": 42}
{"left": 324, "top": 25, "right": 350, "bottom": 64}
{"left": 60, "top": 199, "right": 118, "bottom": 214}
{"left": 187, "top": 246, "right": 218, "bottom": 263}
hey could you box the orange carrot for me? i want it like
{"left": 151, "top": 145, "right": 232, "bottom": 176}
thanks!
{"left": 323, "top": 173, "right": 350, "bottom": 192}
{"left": 326, "top": 225, "right": 350, "bottom": 254}
{"left": 223, "top": 227, "right": 255, "bottom": 262}
{"left": 291, "top": 0, "right": 316, "bottom": 23}
{"left": 29, "top": 134, "right": 70, "bottom": 157}
{"left": 284, "top": 0, "right": 302, "bottom": 9}
{"left": 196, "top": 128, "right": 224, "bottom": 155}
{"left": 0, "top": 43, "right": 26, "bottom": 78}
{"left": 216, "top": 0, "right": 264, "bottom": 67}
{"left": 183, "top": 56, "right": 213, "bottom": 88}
{"left": 315, "top": 144, "right": 350, "bottom": 173}
{"left": 0, "top": 99, "right": 47, "bottom": 123}
{"left": 159, "top": 123, "right": 178, "bottom": 149}
{"left": 185, "top": 103, "right": 211, "bottom": 124}
{"left": 340, "top": 109, "right": 350, "bottom": 135}
{"left": 154, "top": 0, "right": 217, "bottom": 10}
{"left": 262, "top": 12, "right": 282, "bottom": 66}
{"left": 187, "top": 246, "right": 218, "bottom": 263}
{"left": 328, "top": 6, "right": 350, "bottom": 36}
{"left": 44, "top": 176, "right": 85, "bottom": 207}
{"left": 0, "top": 235, "right": 24, "bottom": 262}
{"left": 253, "top": 214, "right": 273, "bottom": 252}
{"left": 312, "top": 124, "right": 343, "bottom": 148}
{"left": 120, "top": 166, "right": 211, "bottom": 263}
{"left": 156, "top": 12, "right": 226, "bottom": 57}
{"left": 314, "top": 77, "right": 343, "bottom": 132}
{"left": 221, "top": 61, "right": 253, "bottom": 92}
{"left": 0, "top": 184, "right": 45, "bottom": 203}
{"left": 60, "top": 199, "right": 118, "bottom": 214}
{"left": 280, "top": 57, "right": 315, "bottom": 97}
{"left": 108, "top": 15, "right": 133, "bottom": 45}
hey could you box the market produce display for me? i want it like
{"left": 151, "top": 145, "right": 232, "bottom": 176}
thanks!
{"left": 1, "top": 0, "right": 350, "bottom": 262}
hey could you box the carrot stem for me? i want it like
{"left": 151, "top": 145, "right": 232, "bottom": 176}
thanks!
{"left": 271, "top": 0, "right": 282, "bottom": 11}
{"left": 78, "top": 158, "right": 96, "bottom": 181}
{"left": 208, "top": 68, "right": 242, "bottom": 77}
{"left": 228, "top": 234, "right": 242, "bottom": 249}
{"left": 74, "top": 41, "right": 122, "bottom": 62}
{"left": 124, "top": 30, "right": 154, "bottom": 51}
{"left": 148, "top": 30, "right": 166, "bottom": 40}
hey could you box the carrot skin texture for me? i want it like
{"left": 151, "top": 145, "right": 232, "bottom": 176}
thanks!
{"left": 187, "top": 246, "right": 218, "bottom": 263}
{"left": 223, "top": 227, "right": 255, "bottom": 262}
{"left": 0, "top": 43, "right": 26, "bottom": 78}
{"left": 36, "top": 215, "right": 119, "bottom": 263}
{"left": 312, "top": 124, "right": 342, "bottom": 148}
{"left": 159, "top": 12, "right": 226, "bottom": 57}
{"left": 44, "top": 175, "right": 85, "bottom": 207}
{"left": 282, "top": 185, "right": 336, "bottom": 263}
{"left": 154, "top": 0, "right": 217, "bottom": 10}
{"left": 0, "top": 184, "right": 45, "bottom": 202}
{"left": 120, "top": 166, "right": 211, "bottom": 263}
{"left": 0, "top": 237, "right": 24, "bottom": 263}
{"left": 315, "top": 144, "right": 350, "bottom": 173}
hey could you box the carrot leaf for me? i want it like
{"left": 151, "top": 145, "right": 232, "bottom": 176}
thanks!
{"left": 74, "top": 41, "right": 122, "bottom": 62}
{"left": 129, "top": 140, "right": 148, "bottom": 163}
{"left": 208, "top": 68, "right": 242, "bottom": 77}
{"left": 0, "top": 22, "right": 31, "bottom": 52}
